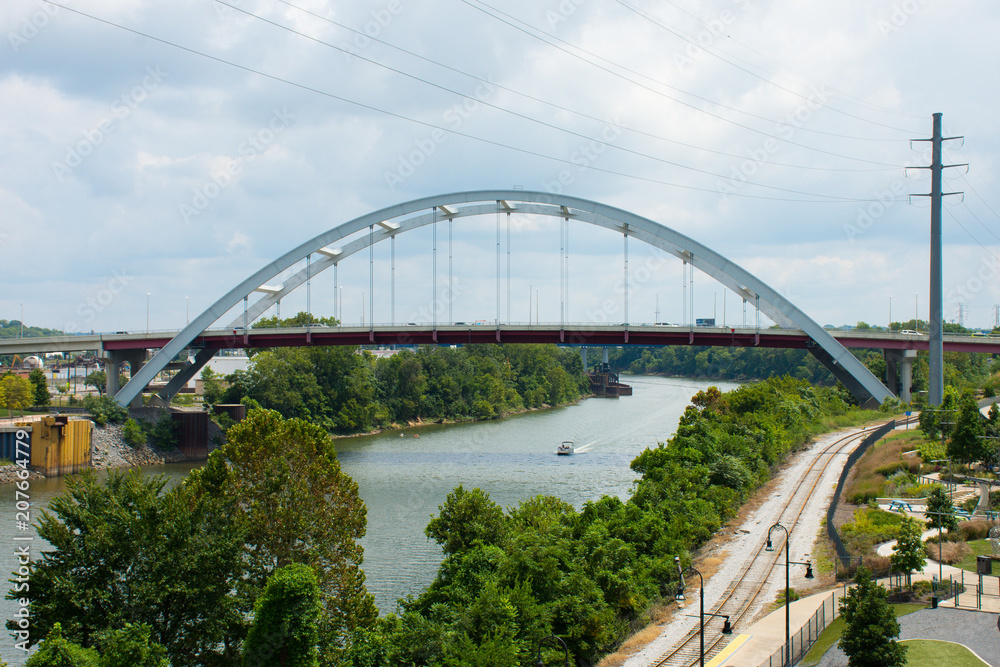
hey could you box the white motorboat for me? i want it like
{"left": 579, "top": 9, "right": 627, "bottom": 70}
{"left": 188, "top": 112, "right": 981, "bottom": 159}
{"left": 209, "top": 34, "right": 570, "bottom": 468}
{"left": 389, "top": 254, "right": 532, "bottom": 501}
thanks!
{"left": 556, "top": 441, "right": 574, "bottom": 456}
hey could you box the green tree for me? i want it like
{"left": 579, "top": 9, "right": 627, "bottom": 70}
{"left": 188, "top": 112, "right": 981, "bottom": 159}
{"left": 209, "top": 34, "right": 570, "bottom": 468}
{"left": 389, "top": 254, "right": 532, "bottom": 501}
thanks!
{"left": 96, "top": 623, "right": 169, "bottom": 667}
{"left": 0, "top": 374, "right": 34, "bottom": 415}
{"left": 889, "top": 518, "right": 926, "bottom": 587}
{"left": 925, "top": 485, "right": 959, "bottom": 532}
{"left": 425, "top": 486, "right": 510, "bottom": 556}
{"left": 200, "top": 366, "right": 225, "bottom": 405}
{"left": 838, "top": 567, "right": 906, "bottom": 667}
{"left": 243, "top": 563, "right": 322, "bottom": 667}
{"left": 29, "top": 368, "right": 50, "bottom": 407}
{"left": 192, "top": 408, "right": 377, "bottom": 663}
{"left": 121, "top": 419, "right": 145, "bottom": 448}
{"left": 948, "top": 392, "right": 987, "bottom": 463}
{"left": 9, "top": 471, "right": 247, "bottom": 666}
{"left": 84, "top": 371, "right": 107, "bottom": 396}
{"left": 25, "top": 623, "right": 100, "bottom": 667}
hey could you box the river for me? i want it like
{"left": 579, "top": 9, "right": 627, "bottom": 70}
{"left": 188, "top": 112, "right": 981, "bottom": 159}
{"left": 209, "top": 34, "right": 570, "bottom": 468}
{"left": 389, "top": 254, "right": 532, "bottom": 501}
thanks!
{"left": 0, "top": 374, "right": 734, "bottom": 662}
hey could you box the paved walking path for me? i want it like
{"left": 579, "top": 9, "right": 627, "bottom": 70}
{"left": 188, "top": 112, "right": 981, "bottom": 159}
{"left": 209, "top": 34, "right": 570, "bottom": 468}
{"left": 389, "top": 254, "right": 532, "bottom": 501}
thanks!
{"left": 705, "top": 560, "right": 1000, "bottom": 666}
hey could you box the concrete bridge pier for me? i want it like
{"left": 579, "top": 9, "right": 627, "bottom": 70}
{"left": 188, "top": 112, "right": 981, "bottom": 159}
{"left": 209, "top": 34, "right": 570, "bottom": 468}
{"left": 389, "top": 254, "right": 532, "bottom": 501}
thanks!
{"left": 884, "top": 349, "right": 917, "bottom": 403}
{"left": 103, "top": 350, "right": 149, "bottom": 408}
{"left": 580, "top": 348, "right": 587, "bottom": 373}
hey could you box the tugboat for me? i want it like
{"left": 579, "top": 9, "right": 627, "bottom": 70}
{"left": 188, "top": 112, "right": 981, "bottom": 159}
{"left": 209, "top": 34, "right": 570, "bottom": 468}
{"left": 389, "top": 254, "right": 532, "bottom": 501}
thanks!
{"left": 556, "top": 441, "right": 574, "bottom": 456}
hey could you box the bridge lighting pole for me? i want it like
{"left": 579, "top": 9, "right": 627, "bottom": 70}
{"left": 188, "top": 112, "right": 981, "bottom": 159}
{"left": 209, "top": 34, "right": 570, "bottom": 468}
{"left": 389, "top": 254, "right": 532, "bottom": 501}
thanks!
{"left": 889, "top": 295, "right": 892, "bottom": 332}
{"left": 146, "top": 293, "right": 150, "bottom": 334}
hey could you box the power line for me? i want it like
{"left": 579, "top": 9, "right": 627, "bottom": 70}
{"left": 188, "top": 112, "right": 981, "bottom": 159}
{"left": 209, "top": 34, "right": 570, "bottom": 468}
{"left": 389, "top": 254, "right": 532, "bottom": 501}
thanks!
{"left": 41, "top": 0, "right": 903, "bottom": 203}
{"left": 461, "top": 0, "right": 910, "bottom": 157}
{"left": 658, "top": 0, "right": 925, "bottom": 122}
{"left": 219, "top": 0, "right": 891, "bottom": 200}
{"left": 272, "top": 0, "right": 895, "bottom": 174}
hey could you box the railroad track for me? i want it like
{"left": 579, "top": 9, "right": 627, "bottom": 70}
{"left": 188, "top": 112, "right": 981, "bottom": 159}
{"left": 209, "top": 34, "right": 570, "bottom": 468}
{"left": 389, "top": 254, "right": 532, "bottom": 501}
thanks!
{"left": 651, "top": 417, "right": 908, "bottom": 667}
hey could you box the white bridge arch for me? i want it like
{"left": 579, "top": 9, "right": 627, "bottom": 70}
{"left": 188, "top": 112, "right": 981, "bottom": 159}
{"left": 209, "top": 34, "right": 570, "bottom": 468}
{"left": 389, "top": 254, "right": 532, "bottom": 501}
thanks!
{"left": 115, "top": 190, "right": 892, "bottom": 408}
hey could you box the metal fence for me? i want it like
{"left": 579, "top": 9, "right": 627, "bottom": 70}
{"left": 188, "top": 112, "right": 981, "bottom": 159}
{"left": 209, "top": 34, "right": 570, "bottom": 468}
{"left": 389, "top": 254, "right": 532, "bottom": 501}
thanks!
{"left": 755, "top": 574, "right": 961, "bottom": 667}
{"left": 826, "top": 420, "right": 896, "bottom": 567}
{"left": 755, "top": 591, "right": 839, "bottom": 667}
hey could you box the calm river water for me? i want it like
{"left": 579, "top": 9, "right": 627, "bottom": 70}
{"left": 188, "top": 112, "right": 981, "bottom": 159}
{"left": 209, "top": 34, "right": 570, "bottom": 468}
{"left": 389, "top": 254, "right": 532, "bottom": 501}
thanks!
{"left": 0, "top": 375, "right": 734, "bottom": 662}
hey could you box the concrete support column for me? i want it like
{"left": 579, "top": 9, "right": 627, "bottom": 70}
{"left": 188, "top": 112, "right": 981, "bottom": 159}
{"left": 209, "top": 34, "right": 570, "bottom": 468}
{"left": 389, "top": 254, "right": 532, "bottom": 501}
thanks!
{"left": 103, "top": 349, "right": 149, "bottom": 408}
{"left": 883, "top": 349, "right": 916, "bottom": 403}
{"left": 884, "top": 350, "right": 901, "bottom": 398}
{"left": 580, "top": 348, "right": 588, "bottom": 373}
{"left": 899, "top": 349, "right": 916, "bottom": 404}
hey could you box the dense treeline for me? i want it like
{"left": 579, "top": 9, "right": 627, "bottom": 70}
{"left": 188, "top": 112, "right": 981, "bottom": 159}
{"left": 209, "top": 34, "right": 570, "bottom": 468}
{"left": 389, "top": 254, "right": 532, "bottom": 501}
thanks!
{"left": 346, "top": 377, "right": 858, "bottom": 666}
{"left": 218, "top": 344, "right": 587, "bottom": 434}
{"left": 609, "top": 345, "right": 834, "bottom": 384}
{"left": 603, "top": 344, "right": 990, "bottom": 399}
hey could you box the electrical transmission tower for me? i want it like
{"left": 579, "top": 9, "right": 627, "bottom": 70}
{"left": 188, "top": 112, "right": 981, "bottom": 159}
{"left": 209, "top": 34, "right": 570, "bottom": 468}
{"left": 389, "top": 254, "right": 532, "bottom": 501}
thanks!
{"left": 911, "top": 113, "right": 966, "bottom": 406}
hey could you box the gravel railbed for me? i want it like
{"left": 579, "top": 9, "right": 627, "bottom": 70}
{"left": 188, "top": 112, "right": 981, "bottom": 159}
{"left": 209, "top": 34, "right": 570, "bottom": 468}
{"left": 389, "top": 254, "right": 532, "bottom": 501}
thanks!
{"left": 623, "top": 425, "right": 872, "bottom": 667}
{"left": 814, "top": 607, "right": 1000, "bottom": 666}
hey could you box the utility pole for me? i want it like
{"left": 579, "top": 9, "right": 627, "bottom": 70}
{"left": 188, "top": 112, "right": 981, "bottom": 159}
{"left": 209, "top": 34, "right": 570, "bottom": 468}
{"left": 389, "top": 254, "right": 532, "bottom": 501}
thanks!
{"left": 911, "top": 113, "right": 965, "bottom": 406}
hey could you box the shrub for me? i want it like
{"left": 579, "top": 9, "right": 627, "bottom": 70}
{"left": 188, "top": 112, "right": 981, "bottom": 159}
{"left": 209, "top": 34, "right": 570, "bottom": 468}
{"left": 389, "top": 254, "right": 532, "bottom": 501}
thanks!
{"left": 917, "top": 438, "right": 947, "bottom": 464}
{"left": 958, "top": 520, "right": 993, "bottom": 541}
{"left": 875, "top": 462, "right": 909, "bottom": 477}
{"left": 82, "top": 395, "right": 128, "bottom": 427}
{"left": 142, "top": 413, "right": 179, "bottom": 450}
{"left": 925, "top": 541, "right": 970, "bottom": 564}
{"left": 899, "top": 482, "right": 938, "bottom": 498}
{"left": 848, "top": 478, "right": 884, "bottom": 505}
{"left": 121, "top": 419, "right": 145, "bottom": 449}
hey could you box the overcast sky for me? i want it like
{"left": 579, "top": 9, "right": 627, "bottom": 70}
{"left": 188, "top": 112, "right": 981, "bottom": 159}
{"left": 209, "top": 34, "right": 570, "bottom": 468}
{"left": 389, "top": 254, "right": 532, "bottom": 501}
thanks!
{"left": 4, "top": 0, "right": 999, "bottom": 334}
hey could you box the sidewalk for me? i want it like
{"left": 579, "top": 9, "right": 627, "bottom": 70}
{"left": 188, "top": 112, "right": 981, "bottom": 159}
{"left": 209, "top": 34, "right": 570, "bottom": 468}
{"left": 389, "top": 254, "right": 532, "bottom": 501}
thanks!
{"left": 706, "top": 559, "right": 1000, "bottom": 667}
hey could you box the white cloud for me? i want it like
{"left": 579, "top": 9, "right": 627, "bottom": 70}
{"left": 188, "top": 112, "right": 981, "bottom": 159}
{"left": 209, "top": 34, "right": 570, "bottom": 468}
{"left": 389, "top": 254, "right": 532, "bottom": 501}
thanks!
{"left": 3, "top": 0, "right": 999, "bottom": 333}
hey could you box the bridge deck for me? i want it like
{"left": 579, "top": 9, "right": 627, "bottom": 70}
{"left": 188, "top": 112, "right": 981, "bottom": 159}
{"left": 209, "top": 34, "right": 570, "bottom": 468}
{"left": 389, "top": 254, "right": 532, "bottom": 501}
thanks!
{"left": 5, "top": 326, "right": 1000, "bottom": 354}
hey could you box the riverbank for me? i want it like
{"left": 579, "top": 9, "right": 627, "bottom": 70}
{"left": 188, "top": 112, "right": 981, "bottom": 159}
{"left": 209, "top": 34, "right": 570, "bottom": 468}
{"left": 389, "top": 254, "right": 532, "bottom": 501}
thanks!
{"left": 0, "top": 406, "right": 222, "bottom": 484}
{"left": 329, "top": 396, "right": 587, "bottom": 439}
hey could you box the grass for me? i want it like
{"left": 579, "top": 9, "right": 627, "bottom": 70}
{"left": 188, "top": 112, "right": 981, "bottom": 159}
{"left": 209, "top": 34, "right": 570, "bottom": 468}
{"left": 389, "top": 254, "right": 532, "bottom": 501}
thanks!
{"left": 950, "top": 539, "right": 997, "bottom": 573}
{"left": 0, "top": 408, "right": 48, "bottom": 418}
{"left": 900, "top": 639, "right": 990, "bottom": 666}
{"left": 798, "top": 603, "right": 924, "bottom": 666}
{"left": 814, "top": 409, "right": 904, "bottom": 432}
{"left": 842, "top": 430, "right": 931, "bottom": 504}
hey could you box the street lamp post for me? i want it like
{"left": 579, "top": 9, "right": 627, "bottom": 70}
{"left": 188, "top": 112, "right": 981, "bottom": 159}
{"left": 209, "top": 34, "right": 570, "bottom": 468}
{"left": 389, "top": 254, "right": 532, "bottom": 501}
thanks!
{"left": 535, "top": 634, "right": 570, "bottom": 667}
{"left": 146, "top": 293, "right": 151, "bottom": 334}
{"left": 675, "top": 556, "right": 705, "bottom": 667}
{"left": 674, "top": 556, "right": 733, "bottom": 666}
{"left": 767, "top": 522, "right": 814, "bottom": 667}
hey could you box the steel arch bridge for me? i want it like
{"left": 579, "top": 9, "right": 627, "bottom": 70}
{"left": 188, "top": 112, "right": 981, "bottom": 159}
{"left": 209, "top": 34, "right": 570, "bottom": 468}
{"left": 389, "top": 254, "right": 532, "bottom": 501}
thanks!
{"left": 113, "top": 190, "right": 892, "bottom": 408}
